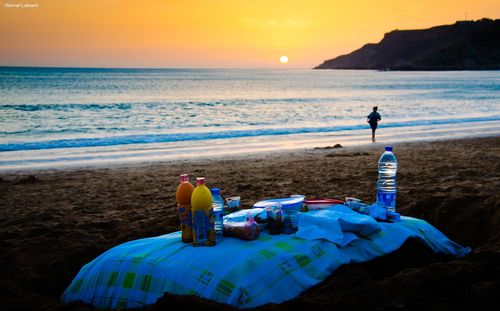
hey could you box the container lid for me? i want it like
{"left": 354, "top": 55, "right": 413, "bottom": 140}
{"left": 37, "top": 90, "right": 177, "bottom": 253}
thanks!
{"left": 253, "top": 196, "right": 304, "bottom": 209}
{"left": 179, "top": 174, "right": 189, "bottom": 183}
{"left": 211, "top": 188, "right": 220, "bottom": 195}
{"left": 385, "top": 146, "right": 393, "bottom": 152}
{"left": 304, "top": 198, "right": 344, "bottom": 205}
{"left": 196, "top": 177, "right": 205, "bottom": 185}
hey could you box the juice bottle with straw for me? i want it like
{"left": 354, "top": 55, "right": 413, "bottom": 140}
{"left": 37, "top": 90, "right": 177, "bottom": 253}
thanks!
{"left": 176, "top": 174, "right": 194, "bottom": 243}
{"left": 191, "top": 177, "right": 216, "bottom": 246}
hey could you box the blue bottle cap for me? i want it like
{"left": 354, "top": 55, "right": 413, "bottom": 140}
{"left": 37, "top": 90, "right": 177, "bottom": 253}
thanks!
{"left": 385, "top": 146, "right": 393, "bottom": 152}
{"left": 211, "top": 188, "right": 220, "bottom": 195}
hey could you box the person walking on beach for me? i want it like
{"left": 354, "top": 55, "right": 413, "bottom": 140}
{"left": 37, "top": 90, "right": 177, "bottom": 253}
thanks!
{"left": 367, "top": 106, "right": 381, "bottom": 142}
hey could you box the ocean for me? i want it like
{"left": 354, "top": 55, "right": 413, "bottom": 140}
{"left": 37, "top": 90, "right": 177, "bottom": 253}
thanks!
{"left": 1, "top": 67, "right": 499, "bottom": 170}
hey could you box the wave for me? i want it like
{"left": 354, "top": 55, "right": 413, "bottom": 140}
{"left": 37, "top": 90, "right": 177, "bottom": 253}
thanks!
{"left": 0, "top": 97, "right": 337, "bottom": 111}
{"left": 0, "top": 103, "right": 133, "bottom": 111}
{"left": 1, "top": 116, "right": 499, "bottom": 152}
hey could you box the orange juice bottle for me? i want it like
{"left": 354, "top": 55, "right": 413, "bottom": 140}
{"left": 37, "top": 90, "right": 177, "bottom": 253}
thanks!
{"left": 191, "top": 177, "right": 215, "bottom": 246}
{"left": 176, "top": 174, "right": 194, "bottom": 243}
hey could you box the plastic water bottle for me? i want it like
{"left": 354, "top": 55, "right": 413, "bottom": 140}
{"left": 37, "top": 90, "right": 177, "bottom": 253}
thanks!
{"left": 211, "top": 188, "right": 224, "bottom": 236}
{"left": 377, "top": 146, "right": 398, "bottom": 213}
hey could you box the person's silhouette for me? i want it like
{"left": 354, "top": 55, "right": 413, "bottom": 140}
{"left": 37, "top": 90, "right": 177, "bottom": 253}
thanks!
{"left": 367, "top": 106, "right": 382, "bottom": 142}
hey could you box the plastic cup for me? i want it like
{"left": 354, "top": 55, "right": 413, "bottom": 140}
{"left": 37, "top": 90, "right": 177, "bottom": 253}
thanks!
{"left": 265, "top": 202, "right": 282, "bottom": 235}
{"left": 282, "top": 209, "right": 299, "bottom": 234}
{"left": 226, "top": 196, "right": 241, "bottom": 210}
{"left": 345, "top": 197, "right": 361, "bottom": 210}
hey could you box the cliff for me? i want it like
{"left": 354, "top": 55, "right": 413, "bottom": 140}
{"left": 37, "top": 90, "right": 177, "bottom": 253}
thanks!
{"left": 315, "top": 18, "right": 500, "bottom": 70}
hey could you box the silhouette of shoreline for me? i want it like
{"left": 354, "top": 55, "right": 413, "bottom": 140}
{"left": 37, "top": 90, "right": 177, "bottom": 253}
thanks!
{"left": 316, "top": 18, "right": 500, "bottom": 70}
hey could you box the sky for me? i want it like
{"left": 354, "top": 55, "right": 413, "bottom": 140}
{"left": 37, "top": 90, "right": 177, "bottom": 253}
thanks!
{"left": 0, "top": 0, "right": 499, "bottom": 68}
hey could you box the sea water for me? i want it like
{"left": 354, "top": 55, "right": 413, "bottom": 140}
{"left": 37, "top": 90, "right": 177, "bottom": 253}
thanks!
{"left": 0, "top": 67, "right": 499, "bottom": 170}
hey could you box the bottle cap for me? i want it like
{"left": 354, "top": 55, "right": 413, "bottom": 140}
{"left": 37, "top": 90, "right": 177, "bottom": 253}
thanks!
{"left": 385, "top": 146, "right": 393, "bottom": 152}
{"left": 211, "top": 188, "right": 220, "bottom": 195}
{"left": 179, "top": 174, "right": 189, "bottom": 183}
{"left": 196, "top": 177, "right": 205, "bottom": 185}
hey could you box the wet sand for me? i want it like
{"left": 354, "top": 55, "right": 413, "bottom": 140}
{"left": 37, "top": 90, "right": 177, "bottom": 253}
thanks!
{"left": 1, "top": 137, "right": 499, "bottom": 310}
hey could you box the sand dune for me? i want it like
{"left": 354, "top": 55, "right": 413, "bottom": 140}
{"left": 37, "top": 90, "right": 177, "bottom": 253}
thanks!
{"left": 1, "top": 137, "right": 499, "bottom": 310}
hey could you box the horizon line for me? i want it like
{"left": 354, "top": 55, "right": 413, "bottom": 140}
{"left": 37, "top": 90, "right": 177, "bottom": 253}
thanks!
{"left": 0, "top": 65, "right": 313, "bottom": 70}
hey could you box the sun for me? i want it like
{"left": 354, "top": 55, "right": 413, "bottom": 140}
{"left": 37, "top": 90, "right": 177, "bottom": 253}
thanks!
{"left": 279, "top": 56, "right": 289, "bottom": 64}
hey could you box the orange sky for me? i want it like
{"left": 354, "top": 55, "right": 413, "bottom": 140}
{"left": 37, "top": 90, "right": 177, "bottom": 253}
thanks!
{"left": 0, "top": 0, "right": 498, "bottom": 68}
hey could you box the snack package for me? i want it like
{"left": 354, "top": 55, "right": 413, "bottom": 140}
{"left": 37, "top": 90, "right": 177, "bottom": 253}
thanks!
{"left": 223, "top": 212, "right": 260, "bottom": 241}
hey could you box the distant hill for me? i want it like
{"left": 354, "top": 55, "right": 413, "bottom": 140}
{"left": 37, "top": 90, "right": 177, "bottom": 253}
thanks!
{"left": 315, "top": 18, "right": 500, "bottom": 70}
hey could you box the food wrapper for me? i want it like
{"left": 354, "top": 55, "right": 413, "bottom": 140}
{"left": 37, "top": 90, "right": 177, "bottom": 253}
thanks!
{"left": 223, "top": 212, "right": 260, "bottom": 241}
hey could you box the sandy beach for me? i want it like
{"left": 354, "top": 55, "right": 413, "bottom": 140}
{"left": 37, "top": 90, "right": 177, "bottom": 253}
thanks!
{"left": 1, "top": 136, "right": 499, "bottom": 310}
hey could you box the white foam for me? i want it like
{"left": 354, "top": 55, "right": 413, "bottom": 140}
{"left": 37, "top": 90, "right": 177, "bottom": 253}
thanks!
{"left": 1, "top": 120, "right": 499, "bottom": 172}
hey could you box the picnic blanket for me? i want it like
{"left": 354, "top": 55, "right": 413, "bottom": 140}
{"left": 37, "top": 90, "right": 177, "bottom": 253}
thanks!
{"left": 62, "top": 206, "right": 470, "bottom": 309}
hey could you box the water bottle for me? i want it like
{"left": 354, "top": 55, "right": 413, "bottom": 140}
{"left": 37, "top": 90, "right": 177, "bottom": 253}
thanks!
{"left": 211, "top": 188, "right": 224, "bottom": 236}
{"left": 377, "top": 146, "right": 398, "bottom": 213}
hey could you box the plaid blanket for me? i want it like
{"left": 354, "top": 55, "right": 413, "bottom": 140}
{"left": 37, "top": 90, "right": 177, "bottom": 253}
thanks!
{"left": 62, "top": 216, "right": 470, "bottom": 308}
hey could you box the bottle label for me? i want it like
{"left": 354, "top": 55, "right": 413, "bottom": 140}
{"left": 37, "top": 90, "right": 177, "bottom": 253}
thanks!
{"left": 192, "top": 209, "right": 216, "bottom": 246}
{"left": 178, "top": 204, "right": 193, "bottom": 243}
{"left": 377, "top": 192, "right": 396, "bottom": 211}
